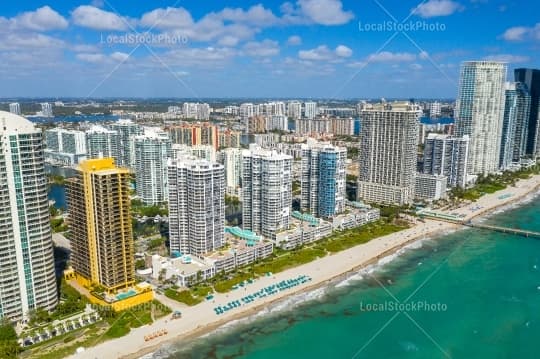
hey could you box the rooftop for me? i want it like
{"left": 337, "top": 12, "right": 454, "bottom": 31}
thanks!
{"left": 0, "top": 111, "right": 37, "bottom": 134}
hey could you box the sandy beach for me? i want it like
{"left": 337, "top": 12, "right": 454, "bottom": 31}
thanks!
{"left": 69, "top": 174, "right": 540, "bottom": 359}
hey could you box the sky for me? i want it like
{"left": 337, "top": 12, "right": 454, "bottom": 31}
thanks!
{"left": 1, "top": 0, "right": 539, "bottom": 99}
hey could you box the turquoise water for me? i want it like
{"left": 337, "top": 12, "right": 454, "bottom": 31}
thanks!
{"left": 48, "top": 184, "right": 66, "bottom": 209}
{"left": 158, "top": 195, "right": 540, "bottom": 359}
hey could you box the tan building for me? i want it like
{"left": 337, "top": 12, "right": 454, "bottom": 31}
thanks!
{"left": 66, "top": 158, "right": 134, "bottom": 293}
{"left": 247, "top": 116, "right": 267, "bottom": 134}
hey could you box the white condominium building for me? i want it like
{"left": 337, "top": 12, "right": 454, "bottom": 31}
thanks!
{"left": 44, "top": 128, "right": 87, "bottom": 165}
{"left": 86, "top": 125, "right": 119, "bottom": 161}
{"left": 9, "top": 102, "right": 21, "bottom": 115}
{"left": 109, "top": 119, "right": 143, "bottom": 168}
{"left": 266, "top": 115, "right": 288, "bottom": 132}
{"left": 0, "top": 112, "right": 57, "bottom": 321}
{"left": 304, "top": 101, "right": 318, "bottom": 119}
{"left": 357, "top": 102, "right": 421, "bottom": 205}
{"left": 168, "top": 157, "right": 225, "bottom": 256}
{"left": 287, "top": 101, "right": 302, "bottom": 119}
{"left": 455, "top": 61, "right": 507, "bottom": 175}
{"left": 301, "top": 139, "right": 347, "bottom": 218}
{"left": 423, "top": 134, "right": 470, "bottom": 188}
{"left": 221, "top": 147, "right": 243, "bottom": 196}
{"left": 242, "top": 145, "right": 292, "bottom": 239}
{"left": 133, "top": 129, "right": 171, "bottom": 205}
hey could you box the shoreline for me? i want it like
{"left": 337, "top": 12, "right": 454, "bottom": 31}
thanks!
{"left": 70, "top": 174, "right": 540, "bottom": 359}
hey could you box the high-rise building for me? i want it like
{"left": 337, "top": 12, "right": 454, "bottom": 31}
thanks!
{"left": 500, "top": 82, "right": 531, "bottom": 169}
{"left": 295, "top": 118, "right": 331, "bottom": 135}
{"left": 304, "top": 101, "right": 318, "bottom": 119}
{"left": 9, "top": 102, "right": 21, "bottom": 115}
{"left": 266, "top": 115, "right": 288, "bottom": 132}
{"left": 0, "top": 112, "right": 57, "bottom": 321}
{"left": 66, "top": 158, "right": 134, "bottom": 293}
{"left": 168, "top": 157, "right": 225, "bottom": 256}
{"left": 109, "top": 119, "right": 143, "bottom": 168}
{"left": 287, "top": 101, "right": 302, "bottom": 119}
{"left": 514, "top": 68, "right": 540, "bottom": 157}
{"left": 330, "top": 118, "right": 355, "bottom": 136}
{"left": 218, "top": 129, "right": 241, "bottom": 148}
{"left": 357, "top": 102, "right": 421, "bottom": 205}
{"left": 423, "top": 134, "right": 470, "bottom": 188}
{"left": 221, "top": 147, "right": 243, "bottom": 196}
{"left": 247, "top": 116, "right": 267, "bottom": 134}
{"left": 242, "top": 145, "right": 292, "bottom": 239}
{"left": 429, "top": 102, "right": 442, "bottom": 118}
{"left": 191, "top": 144, "right": 216, "bottom": 162}
{"left": 166, "top": 123, "right": 219, "bottom": 149}
{"left": 44, "top": 128, "right": 87, "bottom": 165}
{"left": 182, "top": 102, "right": 211, "bottom": 120}
{"left": 86, "top": 125, "right": 119, "bottom": 161}
{"left": 40, "top": 103, "right": 53, "bottom": 118}
{"left": 455, "top": 61, "right": 506, "bottom": 175}
{"left": 133, "top": 129, "right": 171, "bottom": 205}
{"left": 300, "top": 139, "right": 347, "bottom": 218}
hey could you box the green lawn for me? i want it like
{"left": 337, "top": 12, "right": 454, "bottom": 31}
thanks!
{"left": 164, "top": 286, "right": 213, "bottom": 305}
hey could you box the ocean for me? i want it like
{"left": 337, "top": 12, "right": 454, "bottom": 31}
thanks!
{"left": 152, "top": 192, "right": 540, "bottom": 359}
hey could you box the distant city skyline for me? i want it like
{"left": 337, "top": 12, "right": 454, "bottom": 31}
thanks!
{"left": 1, "top": 1, "right": 539, "bottom": 98}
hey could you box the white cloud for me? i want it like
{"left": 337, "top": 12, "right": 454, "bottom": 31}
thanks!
{"left": 296, "top": 0, "right": 354, "bottom": 25}
{"left": 110, "top": 52, "right": 130, "bottom": 62}
{"left": 218, "top": 35, "right": 240, "bottom": 47}
{"left": 484, "top": 54, "right": 530, "bottom": 63}
{"left": 217, "top": 4, "right": 278, "bottom": 26}
{"left": 76, "top": 53, "right": 108, "bottom": 64}
{"left": 76, "top": 51, "right": 132, "bottom": 64}
{"left": 298, "top": 44, "right": 351, "bottom": 61}
{"left": 367, "top": 51, "right": 417, "bottom": 62}
{"left": 140, "top": 7, "right": 194, "bottom": 29}
{"left": 243, "top": 39, "right": 280, "bottom": 57}
{"left": 501, "top": 23, "right": 540, "bottom": 42}
{"left": 335, "top": 45, "right": 352, "bottom": 57}
{"left": 413, "top": 0, "right": 463, "bottom": 18}
{"left": 12, "top": 6, "right": 68, "bottom": 31}
{"left": 0, "top": 33, "right": 64, "bottom": 50}
{"left": 72, "top": 5, "right": 129, "bottom": 31}
{"left": 287, "top": 35, "right": 302, "bottom": 46}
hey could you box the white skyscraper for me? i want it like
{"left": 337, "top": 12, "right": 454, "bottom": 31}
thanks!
{"left": 168, "top": 157, "right": 225, "bottom": 256}
{"left": 9, "top": 102, "right": 21, "bottom": 115}
{"left": 86, "top": 125, "right": 119, "bottom": 161}
{"left": 40, "top": 102, "right": 53, "bottom": 117}
{"left": 109, "top": 119, "right": 143, "bottom": 168}
{"left": 0, "top": 112, "right": 57, "bottom": 321}
{"left": 133, "top": 129, "right": 171, "bottom": 205}
{"left": 455, "top": 61, "right": 507, "bottom": 175}
{"left": 242, "top": 145, "right": 292, "bottom": 239}
{"left": 287, "top": 101, "right": 302, "bottom": 119}
{"left": 358, "top": 102, "right": 421, "bottom": 205}
{"left": 304, "top": 101, "right": 318, "bottom": 119}
{"left": 423, "top": 134, "right": 470, "bottom": 188}
{"left": 301, "top": 139, "right": 347, "bottom": 218}
{"left": 44, "top": 128, "right": 87, "bottom": 165}
{"left": 222, "top": 147, "right": 243, "bottom": 196}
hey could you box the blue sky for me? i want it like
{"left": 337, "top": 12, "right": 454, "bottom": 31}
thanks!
{"left": 1, "top": 0, "right": 539, "bottom": 99}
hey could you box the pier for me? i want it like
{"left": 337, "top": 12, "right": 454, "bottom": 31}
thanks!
{"left": 464, "top": 222, "right": 540, "bottom": 239}
{"left": 418, "top": 210, "right": 540, "bottom": 239}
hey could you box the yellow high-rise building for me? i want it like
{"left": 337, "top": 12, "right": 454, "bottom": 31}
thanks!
{"left": 66, "top": 158, "right": 134, "bottom": 294}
